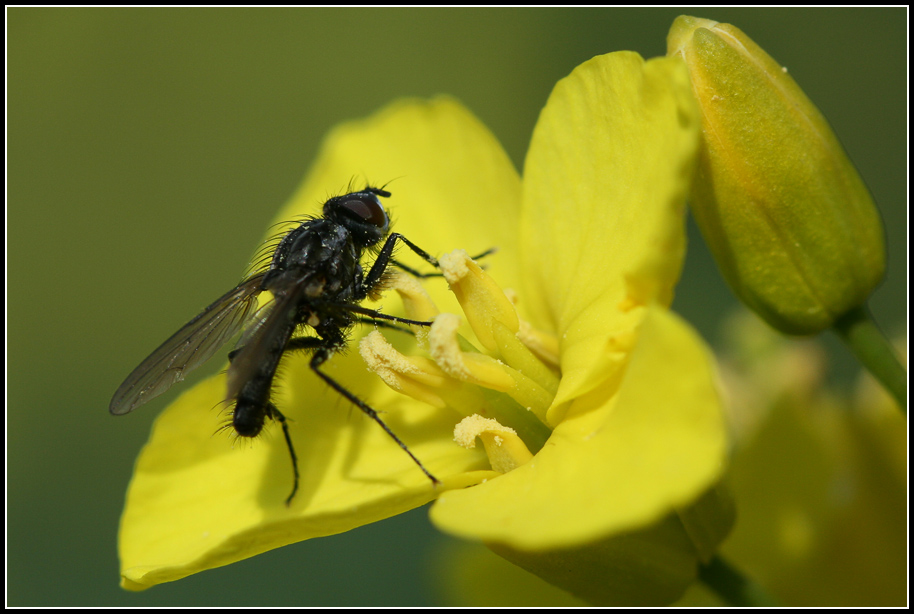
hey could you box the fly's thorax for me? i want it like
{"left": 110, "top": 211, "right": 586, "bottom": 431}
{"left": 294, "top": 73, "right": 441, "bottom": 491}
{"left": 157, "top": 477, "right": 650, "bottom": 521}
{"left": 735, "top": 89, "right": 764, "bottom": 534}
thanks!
{"left": 263, "top": 225, "right": 361, "bottom": 300}
{"left": 268, "top": 218, "right": 322, "bottom": 273}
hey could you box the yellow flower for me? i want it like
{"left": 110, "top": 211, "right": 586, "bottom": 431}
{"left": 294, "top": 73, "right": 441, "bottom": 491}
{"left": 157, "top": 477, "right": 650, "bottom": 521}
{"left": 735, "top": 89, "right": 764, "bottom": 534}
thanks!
{"left": 118, "top": 52, "right": 731, "bottom": 605}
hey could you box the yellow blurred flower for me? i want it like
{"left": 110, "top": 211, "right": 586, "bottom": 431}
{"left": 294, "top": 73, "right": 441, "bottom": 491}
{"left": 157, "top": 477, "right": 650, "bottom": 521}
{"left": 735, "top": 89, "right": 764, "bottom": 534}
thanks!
{"left": 118, "top": 52, "right": 731, "bottom": 605}
{"left": 715, "top": 312, "right": 906, "bottom": 606}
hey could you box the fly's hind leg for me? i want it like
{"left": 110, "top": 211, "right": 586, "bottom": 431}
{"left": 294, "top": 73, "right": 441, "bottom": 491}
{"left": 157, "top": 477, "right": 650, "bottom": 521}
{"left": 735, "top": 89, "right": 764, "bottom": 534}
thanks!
{"left": 229, "top": 337, "right": 323, "bottom": 506}
{"left": 266, "top": 401, "right": 299, "bottom": 506}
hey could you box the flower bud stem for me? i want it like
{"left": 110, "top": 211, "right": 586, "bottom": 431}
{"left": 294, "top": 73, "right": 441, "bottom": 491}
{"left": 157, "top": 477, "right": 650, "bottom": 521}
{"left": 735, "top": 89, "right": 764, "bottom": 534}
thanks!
{"left": 833, "top": 305, "right": 907, "bottom": 414}
{"left": 698, "top": 555, "right": 779, "bottom": 607}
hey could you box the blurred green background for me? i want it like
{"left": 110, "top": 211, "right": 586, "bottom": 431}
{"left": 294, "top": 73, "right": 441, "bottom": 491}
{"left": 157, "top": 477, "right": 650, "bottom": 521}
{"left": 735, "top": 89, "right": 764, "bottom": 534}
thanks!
{"left": 8, "top": 8, "right": 906, "bottom": 606}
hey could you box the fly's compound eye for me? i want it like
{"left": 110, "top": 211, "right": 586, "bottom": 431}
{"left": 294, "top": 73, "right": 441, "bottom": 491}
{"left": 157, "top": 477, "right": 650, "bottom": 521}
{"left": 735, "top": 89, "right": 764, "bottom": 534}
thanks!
{"left": 341, "top": 194, "right": 389, "bottom": 230}
{"left": 324, "top": 189, "right": 392, "bottom": 246}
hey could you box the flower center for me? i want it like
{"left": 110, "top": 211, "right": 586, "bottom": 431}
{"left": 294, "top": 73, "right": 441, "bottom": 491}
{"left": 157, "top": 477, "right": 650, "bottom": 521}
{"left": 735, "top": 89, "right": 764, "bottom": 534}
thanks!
{"left": 359, "top": 249, "right": 560, "bottom": 472}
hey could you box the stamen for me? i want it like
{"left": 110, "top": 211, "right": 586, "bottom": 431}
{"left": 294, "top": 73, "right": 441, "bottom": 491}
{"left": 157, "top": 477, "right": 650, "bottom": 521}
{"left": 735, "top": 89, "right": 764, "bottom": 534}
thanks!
{"left": 492, "top": 320, "right": 560, "bottom": 396}
{"left": 453, "top": 415, "right": 533, "bottom": 474}
{"left": 438, "top": 250, "right": 519, "bottom": 353}
{"left": 361, "top": 248, "right": 564, "bottom": 466}
{"left": 517, "top": 319, "right": 561, "bottom": 369}
{"left": 429, "top": 314, "right": 553, "bottom": 423}
{"left": 428, "top": 313, "right": 516, "bottom": 391}
{"left": 502, "top": 287, "right": 561, "bottom": 369}
{"left": 388, "top": 271, "right": 439, "bottom": 326}
{"left": 359, "top": 331, "right": 489, "bottom": 417}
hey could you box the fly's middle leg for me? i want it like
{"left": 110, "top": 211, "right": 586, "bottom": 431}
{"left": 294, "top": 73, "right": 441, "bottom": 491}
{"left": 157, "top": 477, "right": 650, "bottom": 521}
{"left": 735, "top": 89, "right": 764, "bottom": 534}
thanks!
{"left": 299, "top": 343, "right": 440, "bottom": 487}
{"left": 267, "top": 402, "right": 299, "bottom": 506}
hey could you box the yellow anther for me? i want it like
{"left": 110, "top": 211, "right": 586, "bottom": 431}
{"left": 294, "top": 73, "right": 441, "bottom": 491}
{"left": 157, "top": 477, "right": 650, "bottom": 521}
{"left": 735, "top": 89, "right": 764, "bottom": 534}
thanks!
{"left": 360, "top": 250, "right": 559, "bottom": 453}
{"left": 428, "top": 313, "right": 516, "bottom": 391}
{"left": 438, "top": 250, "right": 519, "bottom": 352}
{"left": 359, "top": 331, "right": 451, "bottom": 409}
{"left": 453, "top": 415, "right": 534, "bottom": 474}
{"left": 359, "top": 330, "right": 491, "bottom": 417}
{"left": 387, "top": 270, "right": 440, "bottom": 324}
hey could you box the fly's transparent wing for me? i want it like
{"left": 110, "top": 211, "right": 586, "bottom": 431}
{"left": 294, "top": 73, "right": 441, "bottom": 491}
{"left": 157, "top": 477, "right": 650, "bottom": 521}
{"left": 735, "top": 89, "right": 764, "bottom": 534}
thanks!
{"left": 109, "top": 274, "right": 266, "bottom": 415}
{"left": 225, "top": 286, "right": 302, "bottom": 403}
{"left": 232, "top": 297, "right": 276, "bottom": 356}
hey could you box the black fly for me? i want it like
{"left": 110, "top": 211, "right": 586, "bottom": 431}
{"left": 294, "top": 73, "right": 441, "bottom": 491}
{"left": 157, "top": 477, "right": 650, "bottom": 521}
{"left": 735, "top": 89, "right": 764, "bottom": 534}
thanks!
{"left": 110, "top": 187, "right": 445, "bottom": 505}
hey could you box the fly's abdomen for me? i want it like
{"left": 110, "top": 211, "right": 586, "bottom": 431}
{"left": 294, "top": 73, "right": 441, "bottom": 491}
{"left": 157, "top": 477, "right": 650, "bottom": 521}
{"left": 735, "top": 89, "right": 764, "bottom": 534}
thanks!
{"left": 230, "top": 362, "right": 280, "bottom": 437}
{"left": 233, "top": 398, "right": 267, "bottom": 437}
{"left": 226, "top": 302, "right": 299, "bottom": 439}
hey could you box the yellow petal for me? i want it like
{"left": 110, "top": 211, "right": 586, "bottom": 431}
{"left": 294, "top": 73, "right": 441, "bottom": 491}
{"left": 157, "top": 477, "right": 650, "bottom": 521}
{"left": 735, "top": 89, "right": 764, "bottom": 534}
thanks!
{"left": 118, "top": 355, "right": 486, "bottom": 589}
{"left": 429, "top": 306, "right": 727, "bottom": 550}
{"left": 519, "top": 52, "right": 700, "bottom": 406}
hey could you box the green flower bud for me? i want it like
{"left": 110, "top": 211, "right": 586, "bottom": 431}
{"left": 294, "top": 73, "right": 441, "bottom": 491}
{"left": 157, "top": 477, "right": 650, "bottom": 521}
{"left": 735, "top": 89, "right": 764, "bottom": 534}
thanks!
{"left": 668, "top": 16, "right": 886, "bottom": 335}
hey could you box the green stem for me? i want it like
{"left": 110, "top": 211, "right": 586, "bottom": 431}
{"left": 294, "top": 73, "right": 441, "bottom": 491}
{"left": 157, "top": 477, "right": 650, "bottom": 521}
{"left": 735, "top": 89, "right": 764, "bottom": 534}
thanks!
{"left": 698, "top": 555, "right": 779, "bottom": 607}
{"left": 833, "top": 305, "right": 907, "bottom": 414}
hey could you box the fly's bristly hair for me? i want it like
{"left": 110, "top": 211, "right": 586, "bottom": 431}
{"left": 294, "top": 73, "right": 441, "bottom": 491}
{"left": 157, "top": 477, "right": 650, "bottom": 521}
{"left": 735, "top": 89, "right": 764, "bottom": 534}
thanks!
{"left": 366, "top": 268, "right": 398, "bottom": 303}
{"left": 243, "top": 217, "right": 307, "bottom": 280}
{"left": 244, "top": 238, "right": 285, "bottom": 279}
{"left": 211, "top": 398, "right": 246, "bottom": 448}
{"left": 216, "top": 419, "right": 265, "bottom": 452}
{"left": 111, "top": 182, "right": 450, "bottom": 505}
{"left": 244, "top": 179, "right": 383, "bottom": 280}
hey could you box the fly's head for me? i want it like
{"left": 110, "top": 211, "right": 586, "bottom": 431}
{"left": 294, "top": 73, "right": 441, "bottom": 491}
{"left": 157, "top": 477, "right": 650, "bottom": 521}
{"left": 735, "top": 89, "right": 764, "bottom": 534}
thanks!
{"left": 323, "top": 187, "right": 392, "bottom": 249}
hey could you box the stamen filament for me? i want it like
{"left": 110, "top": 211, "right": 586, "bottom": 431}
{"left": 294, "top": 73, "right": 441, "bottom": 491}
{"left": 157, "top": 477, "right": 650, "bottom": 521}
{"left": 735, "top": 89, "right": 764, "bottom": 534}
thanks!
{"left": 492, "top": 320, "right": 560, "bottom": 396}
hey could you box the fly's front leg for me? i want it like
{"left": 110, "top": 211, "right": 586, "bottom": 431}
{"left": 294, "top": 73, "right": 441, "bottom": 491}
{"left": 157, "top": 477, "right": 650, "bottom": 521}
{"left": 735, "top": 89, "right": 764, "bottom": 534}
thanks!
{"left": 354, "top": 316, "right": 417, "bottom": 335}
{"left": 308, "top": 346, "right": 440, "bottom": 486}
{"left": 339, "top": 303, "right": 433, "bottom": 328}
{"left": 390, "top": 247, "right": 499, "bottom": 279}
{"left": 362, "top": 234, "right": 499, "bottom": 295}
{"left": 360, "top": 233, "right": 439, "bottom": 299}
{"left": 387, "top": 259, "right": 439, "bottom": 279}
